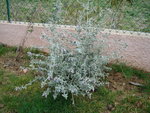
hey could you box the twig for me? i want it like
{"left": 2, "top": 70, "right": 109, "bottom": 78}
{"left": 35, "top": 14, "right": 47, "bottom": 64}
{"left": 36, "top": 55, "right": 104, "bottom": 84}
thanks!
{"left": 72, "top": 93, "right": 75, "bottom": 105}
{"left": 129, "top": 81, "right": 143, "bottom": 87}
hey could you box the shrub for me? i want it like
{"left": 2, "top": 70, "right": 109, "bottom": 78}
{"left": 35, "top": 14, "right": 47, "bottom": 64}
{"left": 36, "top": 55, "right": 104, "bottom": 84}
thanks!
{"left": 16, "top": 0, "right": 111, "bottom": 104}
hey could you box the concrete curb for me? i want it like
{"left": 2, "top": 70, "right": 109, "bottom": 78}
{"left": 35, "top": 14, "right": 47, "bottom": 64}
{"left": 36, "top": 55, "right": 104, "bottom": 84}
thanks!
{"left": 1, "top": 20, "right": 150, "bottom": 38}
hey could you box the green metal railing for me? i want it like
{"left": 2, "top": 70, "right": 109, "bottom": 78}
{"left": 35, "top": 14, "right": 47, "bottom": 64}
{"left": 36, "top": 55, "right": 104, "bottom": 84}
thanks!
{"left": 1, "top": 0, "right": 56, "bottom": 23}
{"left": 1, "top": 0, "right": 88, "bottom": 24}
{"left": 0, "top": 0, "right": 149, "bottom": 32}
{"left": 6, "top": 0, "right": 11, "bottom": 22}
{"left": 0, "top": 0, "right": 106, "bottom": 24}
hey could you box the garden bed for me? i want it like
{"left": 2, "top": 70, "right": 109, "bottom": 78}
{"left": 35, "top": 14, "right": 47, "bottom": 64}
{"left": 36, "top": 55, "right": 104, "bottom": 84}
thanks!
{"left": 0, "top": 45, "right": 150, "bottom": 113}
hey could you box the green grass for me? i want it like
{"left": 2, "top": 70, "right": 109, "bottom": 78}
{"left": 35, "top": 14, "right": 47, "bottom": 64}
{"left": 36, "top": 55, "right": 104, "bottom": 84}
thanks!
{"left": 0, "top": 45, "right": 17, "bottom": 56}
{"left": 113, "top": 95, "right": 150, "bottom": 113}
{"left": 0, "top": 0, "right": 150, "bottom": 32}
{"left": 0, "top": 69, "right": 112, "bottom": 113}
{"left": 111, "top": 63, "right": 150, "bottom": 93}
{"left": 0, "top": 44, "right": 43, "bottom": 57}
{"left": 0, "top": 65, "right": 149, "bottom": 113}
{"left": 0, "top": 47, "right": 150, "bottom": 113}
{"left": 111, "top": 63, "right": 150, "bottom": 79}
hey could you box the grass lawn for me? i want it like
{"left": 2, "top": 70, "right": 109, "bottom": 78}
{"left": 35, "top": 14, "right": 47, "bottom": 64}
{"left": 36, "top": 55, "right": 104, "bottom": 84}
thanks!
{"left": 0, "top": 0, "right": 150, "bottom": 32}
{"left": 0, "top": 45, "right": 150, "bottom": 113}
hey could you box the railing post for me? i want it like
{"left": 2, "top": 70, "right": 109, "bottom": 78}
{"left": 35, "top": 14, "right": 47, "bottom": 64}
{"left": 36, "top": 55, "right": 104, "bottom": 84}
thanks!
{"left": 6, "top": 0, "right": 11, "bottom": 22}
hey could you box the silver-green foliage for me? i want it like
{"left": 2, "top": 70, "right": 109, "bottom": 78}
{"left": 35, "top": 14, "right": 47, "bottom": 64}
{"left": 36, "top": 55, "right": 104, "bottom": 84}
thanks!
{"left": 16, "top": 0, "right": 111, "bottom": 104}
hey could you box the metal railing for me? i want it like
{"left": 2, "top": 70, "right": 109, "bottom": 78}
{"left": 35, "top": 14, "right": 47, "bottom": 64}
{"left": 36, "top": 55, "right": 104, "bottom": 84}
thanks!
{"left": 6, "top": 0, "right": 10, "bottom": 22}
{"left": 0, "top": 0, "right": 149, "bottom": 32}
{"left": 0, "top": 0, "right": 105, "bottom": 24}
{"left": 1, "top": 0, "right": 89, "bottom": 24}
{"left": 1, "top": 0, "right": 55, "bottom": 23}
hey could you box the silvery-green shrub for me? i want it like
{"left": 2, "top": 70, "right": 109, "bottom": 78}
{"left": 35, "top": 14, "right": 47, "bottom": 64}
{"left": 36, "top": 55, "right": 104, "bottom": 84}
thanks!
{"left": 16, "top": 0, "right": 112, "bottom": 104}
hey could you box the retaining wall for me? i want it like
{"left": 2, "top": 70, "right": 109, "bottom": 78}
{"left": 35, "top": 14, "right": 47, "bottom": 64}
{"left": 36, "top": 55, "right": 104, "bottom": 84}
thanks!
{"left": 0, "top": 20, "right": 150, "bottom": 72}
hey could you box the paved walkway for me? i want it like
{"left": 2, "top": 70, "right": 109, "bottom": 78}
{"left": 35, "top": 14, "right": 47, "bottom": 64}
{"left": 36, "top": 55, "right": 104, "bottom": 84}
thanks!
{"left": 0, "top": 21, "right": 150, "bottom": 72}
